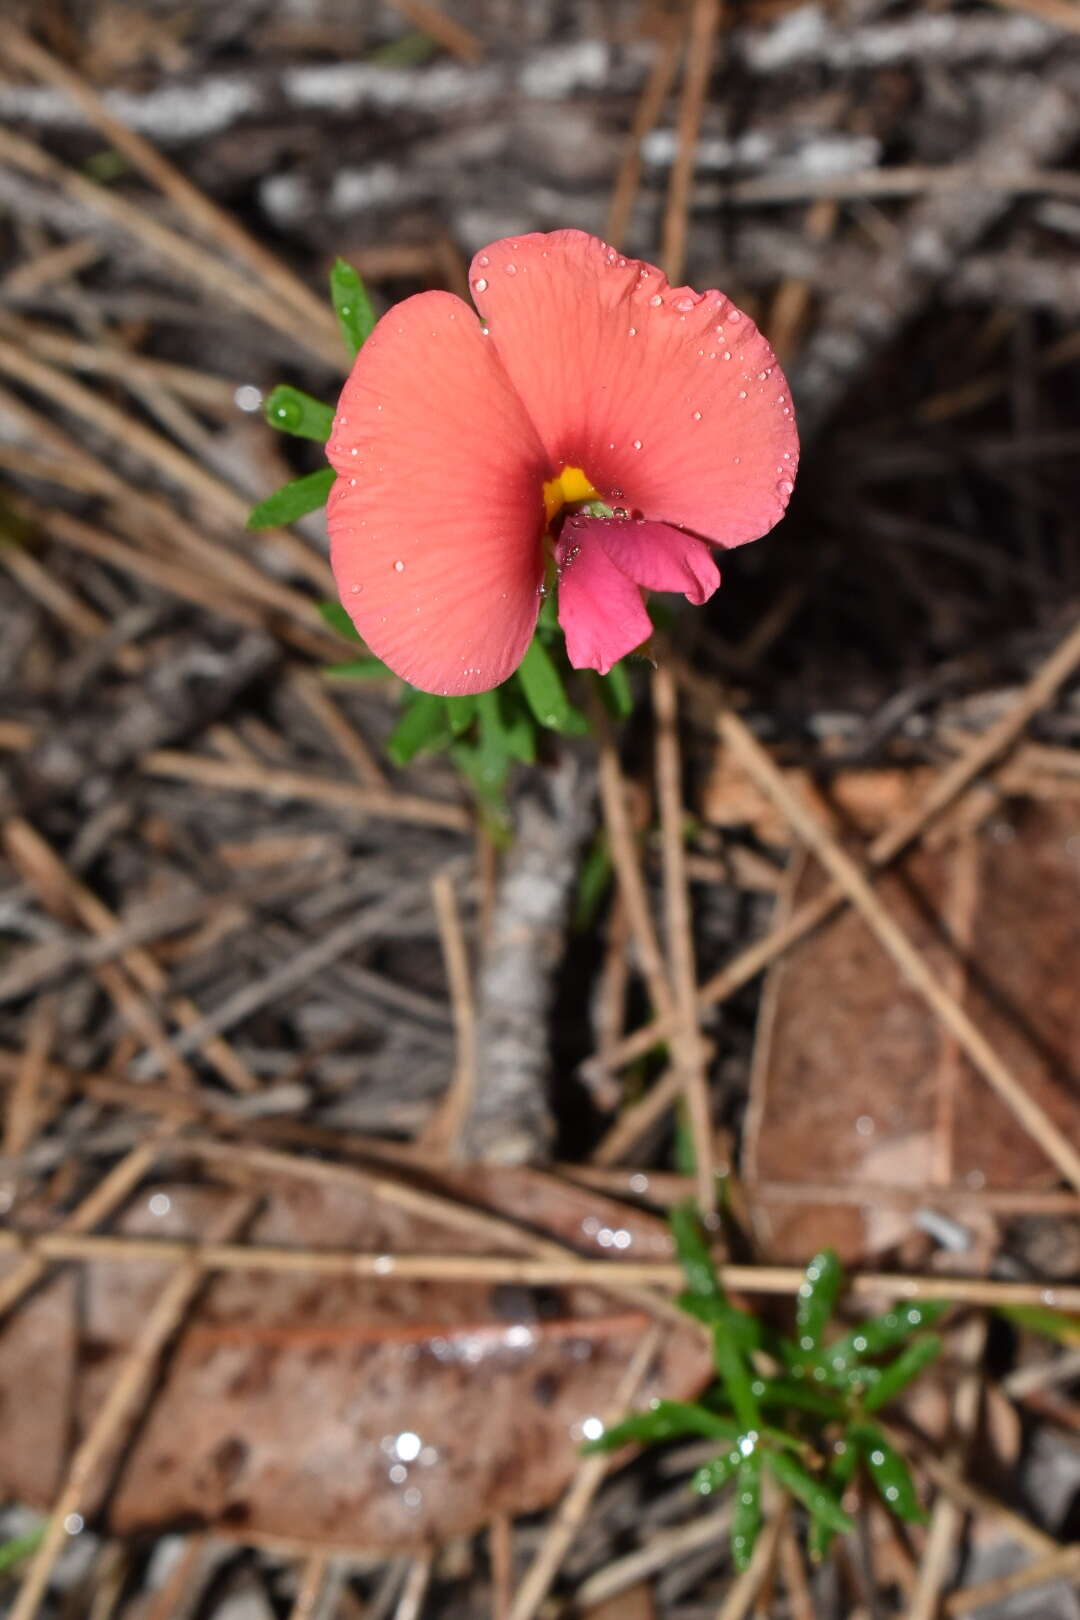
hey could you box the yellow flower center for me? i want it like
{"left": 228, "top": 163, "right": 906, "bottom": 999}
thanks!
{"left": 542, "top": 465, "right": 601, "bottom": 524}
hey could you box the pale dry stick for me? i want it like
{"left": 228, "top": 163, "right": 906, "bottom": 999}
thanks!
{"left": 590, "top": 611, "right": 1080, "bottom": 1097}
{"left": 1005, "top": 1345, "right": 1080, "bottom": 1399}
{"left": 388, "top": 0, "right": 485, "bottom": 59}
{"left": 4, "top": 818, "right": 259, "bottom": 1094}
{"left": 290, "top": 668, "right": 388, "bottom": 788}
{"left": 777, "top": 1519, "right": 815, "bottom": 1620}
{"left": 393, "top": 1554, "right": 434, "bottom": 1620}
{"left": 0, "top": 128, "right": 344, "bottom": 370}
{"left": 489, "top": 1516, "right": 513, "bottom": 1620}
{"left": 0, "top": 1125, "right": 170, "bottom": 1316}
{"left": 715, "top": 1501, "right": 787, "bottom": 1620}
{"left": 141, "top": 749, "right": 470, "bottom": 832}
{"left": 747, "top": 1179, "right": 1080, "bottom": 1217}
{"left": 906, "top": 1318, "right": 987, "bottom": 1620}
{"left": 729, "top": 162, "right": 1080, "bottom": 206}
{"left": 0, "top": 335, "right": 335, "bottom": 596}
{"left": 606, "top": 10, "right": 684, "bottom": 249}
{"left": 0, "top": 24, "right": 343, "bottom": 347}
{"left": 3, "top": 991, "right": 57, "bottom": 1156}
{"left": 589, "top": 693, "right": 677, "bottom": 1028}
{"left": 286, "top": 1555, "right": 329, "bottom": 1620}
{"left": 661, "top": 0, "right": 722, "bottom": 287}
{"left": 4, "top": 315, "right": 238, "bottom": 409}
{"left": 0, "top": 234, "right": 101, "bottom": 296}
{"left": 766, "top": 198, "right": 837, "bottom": 361}
{"left": 138, "top": 1535, "right": 212, "bottom": 1620}
{"left": 652, "top": 665, "right": 715, "bottom": 1210}
{"left": 714, "top": 705, "right": 1080, "bottom": 1193}
{"left": 506, "top": 1325, "right": 663, "bottom": 1620}
{"left": 4, "top": 1228, "right": 1079, "bottom": 1310}
{"left": 0, "top": 537, "right": 139, "bottom": 663}
{"left": 423, "top": 870, "right": 478, "bottom": 1158}
{"left": 945, "top": 1543, "right": 1080, "bottom": 1617}
{"left": 571, "top": 1506, "right": 733, "bottom": 1611}
{"left": 879, "top": 1423, "right": 1057, "bottom": 1558}
{"left": 7, "top": 1197, "right": 250, "bottom": 1620}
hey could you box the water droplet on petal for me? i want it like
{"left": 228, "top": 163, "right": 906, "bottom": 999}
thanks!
{"left": 628, "top": 326, "right": 637, "bottom": 336}
{"left": 473, "top": 277, "right": 488, "bottom": 292}
{"left": 478, "top": 253, "right": 489, "bottom": 266}
{"left": 729, "top": 309, "right": 742, "bottom": 321}
{"left": 504, "top": 263, "right": 517, "bottom": 276}
{"left": 738, "top": 390, "right": 747, "bottom": 400}
{"left": 648, "top": 293, "right": 663, "bottom": 307}
{"left": 632, "top": 439, "right": 642, "bottom": 450}
{"left": 394, "top": 559, "right": 405, "bottom": 572}
{"left": 692, "top": 410, "right": 702, "bottom": 421}
{"left": 674, "top": 295, "right": 695, "bottom": 311}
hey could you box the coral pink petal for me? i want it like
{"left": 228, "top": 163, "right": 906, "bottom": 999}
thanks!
{"left": 326, "top": 290, "right": 548, "bottom": 695}
{"left": 470, "top": 230, "right": 798, "bottom": 548}
{"left": 554, "top": 521, "right": 652, "bottom": 676}
{"left": 592, "top": 517, "right": 721, "bottom": 604}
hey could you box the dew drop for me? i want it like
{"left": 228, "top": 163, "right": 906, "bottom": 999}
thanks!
{"left": 628, "top": 326, "right": 637, "bottom": 336}
{"left": 648, "top": 293, "right": 663, "bottom": 307}
{"left": 729, "top": 309, "right": 741, "bottom": 321}
{"left": 504, "top": 263, "right": 517, "bottom": 276}
{"left": 722, "top": 351, "right": 731, "bottom": 360}
{"left": 674, "top": 294, "right": 696, "bottom": 311}
{"left": 738, "top": 390, "right": 747, "bottom": 400}
{"left": 692, "top": 410, "right": 702, "bottom": 421}
{"left": 472, "top": 277, "right": 488, "bottom": 292}
{"left": 394, "top": 559, "right": 405, "bottom": 572}
{"left": 632, "top": 438, "right": 642, "bottom": 450}
{"left": 478, "top": 253, "right": 489, "bottom": 266}
{"left": 778, "top": 479, "right": 794, "bottom": 496}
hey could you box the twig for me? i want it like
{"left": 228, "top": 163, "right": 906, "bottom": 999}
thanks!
{"left": 713, "top": 705, "right": 1080, "bottom": 1193}
{"left": 3, "top": 990, "right": 57, "bottom": 1157}
{"left": 715, "top": 1499, "right": 787, "bottom": 1620}
{"left": 423, "top": 869, "right": 477, "bottom": 1159}
{"left": 506, "top": 1325, "right": 663, "bottom": 1620}
{"left": 290, "top": 668, "right": 388, "bottom": 788}
{"left": 571, "top": 1507, "right": 734, "bottom": 1611}
{"left": 2, "top": 1229, "right": 1077, "bottom": 1308}
{"left": 607, "top": 12, "right": 683, "bottom": 249}
{"left": 393, "top": 1554, "right": 434, "bottom": 1620}
{"left": 7, "top": 1196, "right": 250, "bottom": 1620}
{"left": 906, "top": 1319, "right": 986, "bottom": 1620}
{"left": 652, "top": 665, "right": 715, "bottom": 1209}
{"left": 388, "top": 0, "right": 484, "bottom": 60}
{"left": 944, "top": 1544, "right": 1080, "bottom": 1616}
{"left": 661, "top": 0, "right": 721, "bottom": 286}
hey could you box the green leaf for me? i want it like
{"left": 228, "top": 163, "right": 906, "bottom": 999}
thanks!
{"left": 851, "top": 1424, "right": 926, "bottom": 1524}
{"left": 324, "top": 657, "right": 393, "bottom": 680}
{"left": 264, "top": 384, "right": 335, "bottom": 442}
{"left": 582, "top": 1400, "right": 739, "bottom": 1453}
{"left": 514, "top": 637, "right": 586, "bottom": 733}
{"left": 573, "top": 834, "right": 614, "bottom": 931}
{"left": 387, "top": 692, "right": 451, "bottom": 765}
{"left": 670, "top": 1201, "right": 724, "bottom": 1305}
{"left": 446, "top": 695, "right": 478, "bottom": 736}
{"left": 0, "top": 1527, "right": 44, "bottom": 1574}
{"left": 712, "top": 1326, "right": 761, "bottom": 1435}
{"left": 754, "top": 1377, "right": 846, "bottom": 1420}
{"left": 863, "top": 1335, "right": 943, "bottom": 1413}
{"left": 730, "top": 1453, "right": 763, "bottom": 1572}
{"left": 811, "top": 1300, "right": 950, "bottom": 1377}
{"left": 600, "top": 659, "right": 634, "bottom": 718}
{"left": 318, "top": 600, "right": 363, "bottom": 641}
{"left": 766, "top": 1450, "right": 852, "bottom": 1536}
{"left": 248, "top": 466, "right": 334, "bottom": 528}
{"left": 331, "top": 258, "right": 377, "bottom": 356}
{"left": 998, "top": 1304, "right": 1080, "bottom": 1344}
{"left": 673, "top": 1103, "right": 697, "bottom": 1179}
{"left": 808, "top": 1439, "right": 858, "bottom": 1562}
{"left": 691, "top": 1446, "right": 743, "bottom": 1498}
{"left": 795, "top": 1250, "right": 843, "bottom": 1357}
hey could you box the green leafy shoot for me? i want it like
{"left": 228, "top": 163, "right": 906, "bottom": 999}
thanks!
{"left": 247, "top": 466, "right": 335, "bottom": 529}
{"left": 0, "top": 1526, "right": 44, "bottom": 1575}
{"left": 331, "top": 258, "right": 377, "bottom": 356}
{"left": 587, "top": 1210, "right": 948, "bottom": 1572}
{"left": 317, "top": 600, "right": 363, "bottom": 642}
{"left": 264, "top": 385, "right": 335, "bottom": 442}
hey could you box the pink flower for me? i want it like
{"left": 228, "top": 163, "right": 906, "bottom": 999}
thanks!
{"left": 326, "top": 229, "right": 797, "bottom": 695}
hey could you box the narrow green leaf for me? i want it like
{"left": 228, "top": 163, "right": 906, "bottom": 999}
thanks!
{"left": 766, "top": 1450, "right": 852, "bottom": 1536}
{"left": 581, "top": 1400, "right": 739, "bottom": 1453}
{"left": 691, "top": 1446, "right": 742, "bottom": 1497}
{"left": 324, "top": 657, "right": 393, "bottom": 680}
{"left": 248, "top": 466, "right": 334, "bottom": 529}
{"left": 795, "top": 1250, "right": 843, "bottom": 1356}
{"left": 670, "top": 1201, "right": 724, "bottom": 1304}
{"left": 601, "top": 659, "right": 634, "bottom": 718}
{"left": 318, "top": 600, "right": 363, "bottom": 641}
{"left": 754, "top": 1377, "right": 847, "bottom": 1420}
{"left": 446, "top": 695, "right": 478, "bottom": 736}
{"left": 851, "top": 1424, "right": 926, "bottom": 1524}
{"left": 812, "top": 1300, "right": 951, "bottom": 1377}
{"left": 331, "top": 258, "right": 376, "bottom": 356}
{"left": 863, "top": 1335, "right": 943, "bottom": 1413}
{"left": 678, "top": 1294, "right": 763, "bottom": 1353}
{"left": 0, "top": 1528, "right": 45, "bottom": 1574}
{"left": 712, "top": 1327, "right": 761, "bottom": 1435}
{"left": 515, "top": 636, "right": 584, "bottom": 733}
{"left": 387, "top": 692, "right": 451, "bottom": 765}
{"left": 573, "top": 835, "right": 614, "bottom": 931}
{"left": 264, "top": 384, "right": 335, "bottom": 442}
{"left": 730, "top": 1453, "right": 763, "bottom": 1572}
{"left": 997, "top": 1304, "right": 1080, "bottom": 1344}
{"left": 808, "top": 1438, "right": 858, "bottom": 1562}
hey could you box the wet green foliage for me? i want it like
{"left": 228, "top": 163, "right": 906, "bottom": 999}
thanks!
{"left": 584, "top": 1206, "right": 948, "bottom": 1571}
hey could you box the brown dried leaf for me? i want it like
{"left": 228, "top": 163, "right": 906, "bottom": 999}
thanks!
{"left": 0, "top": 1166, "right": 708, "bottom": 1551}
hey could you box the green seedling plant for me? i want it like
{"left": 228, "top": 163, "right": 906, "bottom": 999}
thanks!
{"left": 250, "top": 258, "right": 634, "bottom": 833}
{"left": 585, "top": 1204, "right": 949, "bottom": 1570}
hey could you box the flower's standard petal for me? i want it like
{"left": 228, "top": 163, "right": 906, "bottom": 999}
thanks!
{"left": 593, "top": 517, "right": 721, "bottom": 605}
{"left": 554, "top": 518, "right": 652, "bottom": 676}
{"left": 327, "top": 291, "right": 548, "bottom": 695}
{"left": 470, "top": 230, "right": 798, "bottom": 548}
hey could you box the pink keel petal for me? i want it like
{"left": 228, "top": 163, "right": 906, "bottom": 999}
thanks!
{"left": 327, "top": 290, "right": 548, "bottom": 696}
{"left": 555, "top": 521, "right": 652, "bottom": 676}
{"left": 470, "top": 230, "right": 799, "bottom": 550}
{"left": 593, "top": 518, "right": 720, "bottom": 604}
